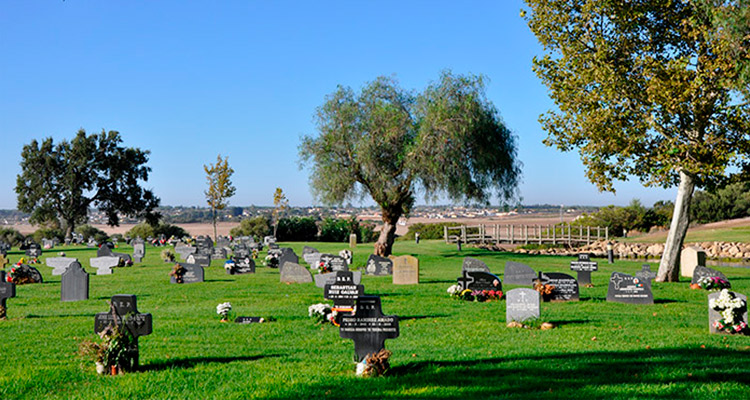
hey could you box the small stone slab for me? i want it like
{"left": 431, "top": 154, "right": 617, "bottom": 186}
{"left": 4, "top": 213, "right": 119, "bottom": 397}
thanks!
{"left": 462, "top": 257, "right": 490, "bottom": 273}
{"left": 324, "top": 271, "right": 365, "bottom": 308}
{"left": 340, "top": 295, "right": 399, "bottom": 362}
{"left": 46, "top": 257, "right": 77, "bottom": 276}
{"left": 692, "top": 266, "right": 730, "bottom": 285}
{"left": 61, "top": 261, "right": 89, "bottom": 302}
{"left": 278, "top": 248, "right": 299, "bottom": 270}
{"left": 539, "top": 272, "right": 579, "bottom": 301}
{"left": 506, "top": 288, "right": 540, "bottom": 323}
{"left": 392, "top": 255, "right": 419, "bottom": 285}
{"left": 235, "top": 317, "right": 264, "bottom": 324}
{"left": 607, "top": 271, "right": 653, "bottom": 304}
{"left": 457, "top": 271, "right": 502, "bottom": 291}
{"left": 133, "top": 239, "right": 145, "bottom": 263}
{"left": 171, "top": 262, "right": 204, "bottom": 284}
{"left": 504, "top": 261, "right": 536, "bottom": 286}
{"left": 91, "top": 256, "right": 119, "bottom": 275}
{"left": 708, "top": 291, "right": 748, "bottom": 334}
{"left": 279, "top": 262, "right": 313, "bottom": 283}
{"left": 314, "top": 271, "right": 362, "bottom": 288}
{"left": 186, "top": 253, "right": 211, "bottom": 268}
{"left": 365, "top": 254, "right": 393, "bottom": 276}
{"left": 319, "top": 254, "right": 348, "bottom": 272}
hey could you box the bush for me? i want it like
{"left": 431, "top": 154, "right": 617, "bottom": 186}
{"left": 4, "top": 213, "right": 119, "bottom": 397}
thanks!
{"left": 276, "top": 217, "right": 318, "bottom": 242}
{"left": 126, "top": 222, "right": 189, "bottom": 240}
{"left": 691, "top": 182, "right": 750, "bottom": 224}
{"left": 31, "top": 227, "right": 64, "bottom": 243}
{"left": 401, "top": 222, "right": 463, "bottom": 240}
{"left": 358, "top": 220, "right": 378, "bottom": 243}
{"left": 75, "top": 225, "right": 109, "bottom": 243}
{"left": 230, "top": 217, "right": 271, "bottom": 241}
{"left": 0, "top": 227, "right": 25, "bottom": 246}
{"left": 318, "top": 218, "right": 352, "bottom": 242}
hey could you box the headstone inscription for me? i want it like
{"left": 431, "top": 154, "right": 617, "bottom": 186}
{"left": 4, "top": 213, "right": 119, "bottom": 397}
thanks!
{"left": 171, "top": 263, "right": 204, "bottom": 284}
{"left": 279, "top": 262, "right": 313, "bottom": 283}
{"left": 211, "top": 247, "right": 228, "bottom": 260}
{"left": 302, "top": 246, "right": 321, "bottom": 266}
{"left": 692, "top": 266, "right": 730, "bottom": 285}
{"left": 340, "top": 296, "right": 399, "bottom": 362}
{"left": 25, "top": 242, "right": 42, "bottom": 258}
{"left": 636, "top": 265, "right": 657, "bottom": 284}
{"left": 324, "top": 271, "right": 365, "bottom": 309}
{"left": 235, "top": 317, "right": 264, "bottom": 324}
{"left": 462, "top": 257, "right": 491, "bottom": 273}
{"left": 46, "top": 257, "right": 77, "bottom": 275}
{"left": 195, "top": 236, "right": 213, "bottom": 256}
{"left": 504, "top": 261, "right": 537, "bottom": 286}
{"left": 681, "top": 246, "right": 706, "bottom": 278}
{"left": 457, "top": 271, "right": 502, "bottom": 291}
{"left": 94, "top": 294, "right": 152, "bottom": 370}
{"left": 320, "top": 254, "right": 348, "bottom": 272}
{"left": 392, "top": 255, "right": 419, "bottom": 285}
{"left": 570, "top": 253, "right": 598, "bottom": 285}
{"left": 0, "top": 271, "right": 16, "bottom": 319}
{"left": 506, "top": 288, "right": 540, "bottom": 323}
{"left": 708, "top": 291, "right": 748, "bottom": 334}
{"left": 315, "top": 271, "right": 362, "bottom": 288}
{"left": 365, "top": 254, "right": 393, "bottom": 276}
{"left": 228, "top": 256, "right": 255, "bottom": 274}
{"left": 186, "top": 253, "right": 211, "bottom": 268}
{"left": 539, "top": 272, "right": 579, "bottom": 301}
{"left": 61, "top": 261, "right": 89, "bottom": 302}
{"left": 91, "top": 256, "right": 120, "bottom": 275}
{"left": 606, "top": 272, "right": 654, "bottom": 304}
{"left": 132, "top": 239, "right": 145, "bottom": 263}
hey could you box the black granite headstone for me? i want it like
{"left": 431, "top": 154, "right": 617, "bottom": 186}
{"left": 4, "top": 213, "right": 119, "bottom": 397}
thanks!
{"left": 457, "top": 271, "right": 502, "bottom": 291}
{"left": 186, "top": 253, "right": 211, "bottom": 268}
{"left": 606, "top": 271, "right": 654, "bottom": 304}
{"left": 324, "top": 271, "right": 365, "bottom": 309}
{"left": 61, "top": 261, "right": 89, "bottom": 302}
{"left": 320, "top": 254, "right": 348, "bottom": 272}
{"left": 365, "top": 254, "right": 393, "bottom": 276}
{"left": 94, "top": 294, "right": 152, "bottom": 370}
{"left": 278, "top": 248, "right": 299, "bottom": 270}
{"left": 0, "top": 271, "right": 16, "bottom": 319}
{"left": 340, "top": 296, "right": 399, "bottom": 362}
{"left": 235, "top": 316, "right": 264, "bottom": 324}
{"left": 227, "top": 256, "right": 255, "bottom": 274}
{"left": 570, "top": 253, "right": 598, "bottom": 285}
{"left": 504, "top": 261, "right": 537, "bottom": 286}
{"left": 539, "top": 272, "right": 579, "bottom": 301}
{"left": 25, "top": 242, "right": 42, "bottom": 258}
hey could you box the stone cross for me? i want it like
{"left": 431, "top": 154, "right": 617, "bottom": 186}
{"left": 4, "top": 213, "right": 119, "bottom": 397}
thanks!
{"left": 94, "top": 294, "right": 152, "bottom": 370}
{"left": 339, "top": 295, "right": 399, "bottom": 362}
{"left": 0, "top": 271, "right": 16, "bottom": 320}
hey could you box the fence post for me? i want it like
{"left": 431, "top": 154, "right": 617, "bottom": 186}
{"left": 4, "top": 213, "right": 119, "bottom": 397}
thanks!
{"left": 552, "top": 224, "right": 556, "bottom": 245}
{"left": 605, "top": 226, "right": 608, "bottom": 242}
{"left": 587, "top": 226, "right": 591, "bottom": 245}
{"left": 567, "top": 224, "right": 571, "bottom": 245}
{"left": 461, "top": 226, "right": 467, "bottom": 244}
{"left": 524, "top": 225, "right": 528, "bottom": 244}
{"left": 510, "top": 225, "right": 514, "bottom": 244}
{"left": 444, "top": 226, "right": 448, "bottom": 243}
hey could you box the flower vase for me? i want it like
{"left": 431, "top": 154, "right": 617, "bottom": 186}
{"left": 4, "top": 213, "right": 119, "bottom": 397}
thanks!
{"left": 95, "top": 362, "right": 106, "bottom": 375}
{"left": 220, "top": 318, "right": 229, "bottom": 323}
{"left": 110, "top": 365, "right": 118, "bottom": 376}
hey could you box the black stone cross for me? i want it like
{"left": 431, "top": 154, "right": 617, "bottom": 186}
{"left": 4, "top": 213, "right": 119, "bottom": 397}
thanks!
{"left": 0, "top": 271, "right": 16, "bottom": 320}
{"left": 340, "top": 295, "right": 399, "bottom": 362}
{"left": 94, "top": 294, "right": 152, "bottom": 370}
{"left": 457, "top": 271, "right": 474, "bottom": 290}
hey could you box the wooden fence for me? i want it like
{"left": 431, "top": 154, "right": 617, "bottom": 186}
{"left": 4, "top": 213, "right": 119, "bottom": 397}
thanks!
{"left": 443, "top": 224, "right": 608, "bottom": 246}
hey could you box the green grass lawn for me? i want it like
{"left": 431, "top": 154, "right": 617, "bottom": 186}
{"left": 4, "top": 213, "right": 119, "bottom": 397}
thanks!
{"left": 622, "top": 226, "right": 750, "bottom": 244}
{"left": 1, "top": 240, "right": 749, "bottom": 399}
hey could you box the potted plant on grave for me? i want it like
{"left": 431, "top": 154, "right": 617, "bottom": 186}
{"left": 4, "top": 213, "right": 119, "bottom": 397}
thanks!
{"left": 263, "top": 254, "right": 279, "bottom": 268}
{"left": 6, "top": 265, "right": 35, "bottom": 285}
{"left": 78, "top": 320, "right": 137, "bottom": 375}
{"left": 169, "top": 263, "right": 186, "bottom": 283}
{"left": 216, "top": 302, "right": 233, "bottom": 322}
{"left": 161, "top": 248, "right": 175, "bottom": 262}
{"left": 357, "top": 349, "right": 392, "bottom": 377}
{"left": 533, "top": 279, "right": 556, "bottom": 302}
{"left": 697, "top": 276, "right": 731, "bottom": 291}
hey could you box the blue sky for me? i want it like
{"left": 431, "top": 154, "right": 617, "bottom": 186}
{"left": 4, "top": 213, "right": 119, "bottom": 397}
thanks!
{"left": 0, "top": 1, "right": 674, "bottom": 209}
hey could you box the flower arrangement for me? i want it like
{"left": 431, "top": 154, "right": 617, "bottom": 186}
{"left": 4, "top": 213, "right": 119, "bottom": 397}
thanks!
{"left": 6, "top": 265, "right": 35, "bottom": 285}
{"left": 448, "top": 284, "right": 503, "bottom": 302}
{"left": 308, "top": 303, "right": 338, "bottom": 326}
{"left": 263, "top": 254, "right": 279, "bottom": 268}
{"left": 169, "top": 263, "right": 186, "bottom": 283}
{"left": 317, "top": 260, "right": 333, "bottom": 274}
{"left": 709, "top": 289, "right": 748, "bottom": 334}
{"left": 216, "top": 302, "right": 233, "bottom": 322}
{"left": 356, "top": 349, "right": 392, "bottom": 377}
{"left": 160, "top": 248, "right": 175, "bottom": 262}
{"left": 252, "top": 249, "right": 259, "bottom": 259}
{"left": 78, "top": 315, "right": 137, "bottom": 375}
{"left": 698, "top": 276, "right": 731, "bottom": 291}
{"left": 533, "top": 280, "right": 556, "bottom": 301}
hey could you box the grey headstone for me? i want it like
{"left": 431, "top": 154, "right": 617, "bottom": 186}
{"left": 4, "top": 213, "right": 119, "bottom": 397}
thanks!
{"left": 606, "top": 271, "right": 654, "bottom": 304}
{"left": 636, "top": 265, "right": 657, "bottom": 283}
{"left": 133, "top": 239, "right": 145, "bottom": 263}
{"left": 506, "top": 288, "right": 540, "bottom": 323}
{"left": 315, "top": 271, "right": 362, "bottom": 288}
{"left": 692, "top": 266, "right": 730, "bottom": 285}
{"left": 462, "top": 257, "right": 490, "bottom": 273}
{"left": 46, "top": 257, "right": 77, "bottom": 275}
{"left": 278, "top": 248, "right": 299, "bottom": 271}
{"left": 171, "top": 262, "right": 204, "bottom": 284}
{"left": 279, "top": 262, "right": 313, "bottom": 283}
{"left": 61, "top": 261, "right": 89, "bottom": 302}
{"left": 708, "top": 291, "right": 748, "bottom": 334}
{"left": 211, "top": 247, "right": 228, "bottom": 260}
{"left": 175, "top": 244, "right": 197, "bottom": 260}
{"left": 365, "top": 254, "right": 393, "bottom": 276}
{"left": 504, "top": 261, "right": 537, "bottom": 286}
{"left": 91, "top": 256, "right": 120, "bottom": 275}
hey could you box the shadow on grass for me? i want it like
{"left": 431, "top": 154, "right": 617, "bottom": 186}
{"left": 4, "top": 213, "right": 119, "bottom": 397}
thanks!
{"left": 654, "top": 299, "right": 682, "bottom": 304}
{"left": 205, "top": 279, "right": 233, "bottom": 282}
{"left": 421, "top": 279, "right": 455, "bottom": 284}
{"left": 141, "top": 354, "right": 284, "bottom": 372}
{"left": 399, "top": 315, "right": 449, "bottom": 321}
{"left": 549, "top": 319, "right": 590, "bottom": 326}
{"left": 25, "top": 312, "right": 93, "bottom": 319}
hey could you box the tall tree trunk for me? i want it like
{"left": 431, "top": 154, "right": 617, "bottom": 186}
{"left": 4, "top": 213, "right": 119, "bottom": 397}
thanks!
{"left": 65, "top": 224, "right": 73, "bottom": 240}
{"left": 374, "top": 207, "right": 401, "bottom": 257}
{"left": 656, "top": 170, "right": 696, "bottom": 282}
{"left": 212, "top": 207, "right": 217, "bottom": 242}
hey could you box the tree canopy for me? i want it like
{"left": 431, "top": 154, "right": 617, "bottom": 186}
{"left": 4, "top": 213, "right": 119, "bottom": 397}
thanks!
{"left": 16, "top": 129, "right": 160, "bottom": 238}
{"left": 299, "top": 71, "right": 521, "bottom": 256}
{"left": 204, "top": 154, "right": 236, "bottom": 241}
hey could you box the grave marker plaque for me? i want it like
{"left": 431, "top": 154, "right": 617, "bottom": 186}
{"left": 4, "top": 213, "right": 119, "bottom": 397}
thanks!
{"left": 340, "top": 296, "right": 399, "bottom": 362}
{"left": 457, "top": 271, "right": 502, "bottom": 291}
{"left": 539, "top": 272, "right": 579, "bottom": 301}
{"left": 186, "top": 253, "right": 211, "bottom": 268}
{"left": 504, "top": 261, "right": 537, "bottom": 286}
{"left": 94, "top": 294, "right": 152, "bottom": 370}
{"left": 506, "top": 288, "right": 540, "bottom": 323}
{"left": 319, "top": 254, "right": 348, "bottom": 272}
{"left": 0, "top": 271, "right": 15, "bottom": 319}
{"left": 171, "top": 263, "right": 204, "bottom": 284}
{"left": 133, "top": 239, "right": 145, "bottom": 263}
{"left": 607, "top": 272, "right": 653, "bottom": 304}
{"left": 91, "top": 256, "right": 119, "bottom": 275}
{"left": 61, "top": 261, "right": 89, "bottom": 302}
{"left": 692, "top": 266, "right": 730, "bottom": 285}
{"left": 324, "top": 271, "right": 365, "bottom": 309}
{"left": 279, "top": 262, "right": 313, "bottom": 283}
{"left": 315, "top": 271, "right": 362, "bottom": 288}
{"left": 46, "top": 257, "right": 77, "bottom": 275}
{"left": 235, "top": 317, "right": 264, "bottom": 324}
{"left": 570, "top": 253, "right": 598, "bottom": 285}
{"left": 462, "top": 257, "right": 491, "bottom": 273}
{"left": 365, "top": 254, "right": 393, "bottom": 276}
{"left": 392, "top": 255, "right": 419, "bottom": 285}
{"left": 708, "top": 291, "right": 748, "bottom": 334}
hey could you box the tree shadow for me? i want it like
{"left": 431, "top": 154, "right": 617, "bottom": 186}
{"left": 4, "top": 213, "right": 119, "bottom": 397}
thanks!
{"left": 549, "top": 319, "right": 590, "bottom": 326}
{"left": 421, "top": 279, "right": 455, "bottom": 284}
{"left": 399, "top": 315, "right": 449, "bottom": 321}
{"left": 205, "top": 279, "right": 233, "bottom": 282}
{"left": 140, "top": 354, "right": 284, "bottom": 372}
{"left": 654, "top": 299, "right": 681, "bottom": 304}
{"left": 25, "top": 312, "right": 94, "bottom": 319}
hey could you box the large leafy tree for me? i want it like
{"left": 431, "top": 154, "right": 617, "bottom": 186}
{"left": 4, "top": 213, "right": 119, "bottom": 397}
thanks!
{"left": 299, "top": 72, "right": 521, "bottom": 256}
{"left": 16, "top": 129, "right": 160, "bottom": 238}
{"left": 204, "top": 154, "right": 236, "bottom": 241}
{"left": 524, "top": 0, "right": 750, "bottom": 281}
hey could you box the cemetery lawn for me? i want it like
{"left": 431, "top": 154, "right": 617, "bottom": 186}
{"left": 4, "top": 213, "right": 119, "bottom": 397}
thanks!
{"left": 2, "top": 241, "right": 750, "bottom": 399}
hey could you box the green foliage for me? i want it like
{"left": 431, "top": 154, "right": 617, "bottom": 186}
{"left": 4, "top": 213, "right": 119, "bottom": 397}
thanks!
{"left": 691, "top": 181, "right": 750, "bottom": 224}
{"left": 318, "top": 217, "right": 351, "bottom": 243}
{"left": 357, "top": 220, "right": 378, "bottom": 243}
{"left": 230, "top": 216, "right": 271, "bottom": 241}
{"left": 204, "top": 154, "right": 236, "bottom": 240}
{"left": 0, "top": 227, "right": 24, "bottom": 246}
{"left": 75, "top": 225, "right": 109, "bottom": 243}
{"left": 401, "top": 222, "right": 463, "bottom": 240}
{"left": 574, "top": 199, "right": 675, "bottom": 237}
{"left": 125, "top": 222, "right": 188, "bottom": 240}
{"left": 31, "top": 227, "right": 64, "bottom": 243}
{"left": 276, "top": 217, "right": 318, "bottom": 242}
{"left": 15, "top": 129, "right": 161, "bottom": 237}
{"left": 110, "top": 233, "right": 124, "bottom": 243}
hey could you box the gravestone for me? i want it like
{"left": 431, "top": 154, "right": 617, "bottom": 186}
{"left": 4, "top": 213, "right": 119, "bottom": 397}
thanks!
{"left": 681, "top": 246, "right": 706, "bottom": 278}
{"left": 94, "top": 294, "right": 152, "bottom": 370}
{"left": 186, "top": 253, "right": 211, "bottom": 268}
{"left": 392, "top": 255, "right": 419, "bottom": 285}
{"left": 61, "top": 261, "right": 89, "bottom": 302}
{"left": 227, "top": 256, "right": 255, "bottom": 274}
{"left": 216, "top": 236, "right": 231, "bottom": 248}
{"left": 98, "top": 243, "right": 132, "bottom": 264}
{"left": 263, "top": 236, "right": 276, "bottom": 246}
{"left": 86, "top": 237, "right": 98, "bottom": 247}
{"left": 0, "top": 241, "right": 10, "bottom": 255}
{"left": 302, "top": 246, "right": 321, "bottom": 265}
{"left": 235, "top": 317, "right": 264, "bottom": 324}
{"left": 462, "top": 257, "right": 491, "bottom": 273}
{"left": 132, "top": 239, "right": 145, "bottom": 263}
{"left": 46, "top": 257, "right": 77, "bottom": 275}
{"left": 211, "top": 247, "right": 228, "bottom": 260}
{"left": 320, "top": 254, "right": 348, "bottom": 272}
{"left": 278, "top": 248, "right": 299, "bottom": 271}
{"left": 42, "top": 238, "right": 55, "bottom": 249}
{"left": 234, "top": 246, "right": 250, "bottom": 260}
{"left": 0, "top": 254, "right": 8, "bottom": 269}
{"left": 340, "top": 296, "right": 399, "bottom": 362}
{"left": 365, "top": 254, "right": 393, "bottom": 276}
{"left": 14, "top": 265, "right": 43, "bottom": 284}
{"left": 708, "top": 291, "right": 748, "bottom": 334}
{"left": 457, "top": 271, "right": 502, "bottom": 291}
{"left": 692, "top": 266, "right": 730, "bottom": 285}
{"left": 570, "top": 253, "right": 598, "bottom": 285}
{"left": 91, "top": 256, "right": 119, "bottom": 275}
{"left": 279, "top": 262, "right": 313, "bottom": 283}
{"left": 0, "top": 271, "right": 16, "bottom": 319}
{"left": 636, "top": 265, "right": 657, "bottom": 284}
{"left": 324, "top": 271, "right": 365, "bottom": 309}
{"left": 269, "top": 243, "right": 280, "bottom": 250}
{"left": 195, "top": 236, "right": 213, "bottom": 255}
{"left": 315, "top": 271, "right": 362, "bottom": 288}
{"left": 175, "top": 243, "right": 197, "bottom": 259}
{"left": 25, "top": 242, "right": 42, "bottom": 258}
{"left": 539, "top": 272, "right": 579, "bottom": 301}
{"left": 504, "top": 261, "right": 537, "bottom": 286}
{"left": 506, "top": 288, "right": 540, "bottom": 323}
{"left": 607, "top": 271, "right": 654, "bottom": 304}
{"left": 171, "top": 262, "right": 204, "bottom": 284}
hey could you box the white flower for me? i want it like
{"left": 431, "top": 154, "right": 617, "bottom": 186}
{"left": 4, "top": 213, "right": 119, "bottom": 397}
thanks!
{"left": 447, "top": 284, "right": 462, "bottom": 295}
{"left": 216, "top": 302, "right": 232, "bottom": 315}
{"left": 722, "top": 308, "right": 735, "bottom": 324}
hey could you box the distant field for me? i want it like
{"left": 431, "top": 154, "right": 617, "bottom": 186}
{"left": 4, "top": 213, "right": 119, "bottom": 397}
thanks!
{"left": 623, "top": 217, "right": 750, "bottom": 243}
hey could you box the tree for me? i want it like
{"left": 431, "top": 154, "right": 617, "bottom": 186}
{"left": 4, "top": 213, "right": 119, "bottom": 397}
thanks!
{"left": 299, "top": 72, "right": 521, "bottom": 256}
{"left": 524, "top": 0, "right": 750, "bottom": 281}
{"left": 16, "top": 129, "right": 160, "bottom": 239}
{"left": 204, "top": 154, "right": 236, "bottom": 241}
{"left": 272, "top": 188, "right": 288, "bottom": 238}
{"left": 703, "top": 0, "right": 750, "bottom": 95}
